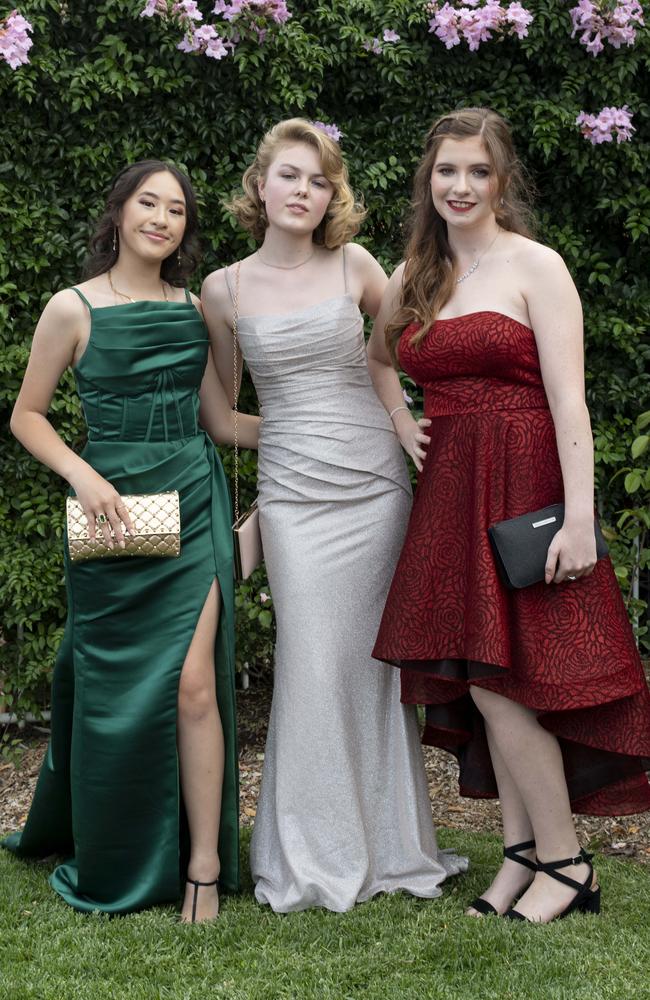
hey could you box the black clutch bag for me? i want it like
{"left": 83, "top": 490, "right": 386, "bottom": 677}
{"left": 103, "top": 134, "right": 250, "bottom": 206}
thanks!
{"left": 488, "top": 503, "right": 609, "bottom": 589}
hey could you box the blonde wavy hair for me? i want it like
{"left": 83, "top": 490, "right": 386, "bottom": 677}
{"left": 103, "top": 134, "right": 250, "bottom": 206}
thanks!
{"left": 386, "top": 107, "right": 536, "bottom": 362}
{"left": 227, "top": 118, "right": 366, "bottom": 249}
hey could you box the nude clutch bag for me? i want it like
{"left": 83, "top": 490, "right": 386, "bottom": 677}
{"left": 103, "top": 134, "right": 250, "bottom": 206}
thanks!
{"left": 66, "top": 491, "right": 181, "bottom": 562}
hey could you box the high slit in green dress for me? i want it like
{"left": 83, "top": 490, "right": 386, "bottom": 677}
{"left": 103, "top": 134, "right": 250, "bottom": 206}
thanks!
{"left": 3, "top": 288, "right": 240, "bottom": 913}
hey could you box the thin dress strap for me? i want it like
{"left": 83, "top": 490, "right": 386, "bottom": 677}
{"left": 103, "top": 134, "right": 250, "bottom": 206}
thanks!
{"left": 71, "top": 286, "right": 93, "bottom": 311}
{"left": 223, "top": 266, "right": 236, "bottom": 305}
{"left": 183, "top": 287, "right": 192, "bottom": 304}
{"left": 342, "top": 244, "right": 348, "bottom": 294}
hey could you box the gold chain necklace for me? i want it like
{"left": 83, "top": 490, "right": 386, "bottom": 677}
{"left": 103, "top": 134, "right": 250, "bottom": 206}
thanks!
{"left": 256, "top": 250, "right": 314, "bottom": 270}
{"left": 107, "top": 269, "right": 169, "bottom": 303}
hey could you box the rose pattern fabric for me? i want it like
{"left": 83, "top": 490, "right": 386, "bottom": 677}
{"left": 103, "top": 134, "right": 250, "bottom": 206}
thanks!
{"left": 373, "top": 311, "right": 650, "bottom": 816}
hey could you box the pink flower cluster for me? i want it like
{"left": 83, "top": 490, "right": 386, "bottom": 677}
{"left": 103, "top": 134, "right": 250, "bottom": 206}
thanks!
{"left": 427, "top": 0, "right": 533, "bottom": 51}
{"left": 140, "top": 0, "right": 290, "bottom": 57}
{"left": 569, "top": 0, "right": 643, "bottom": 56}
{"left": 576, "top": 105, "right": 635, "bottom": 144}
{"left": 213, "top": 0, "right": 291, "bottom": 25}
{"left": 0, "top": 8, "right": 33, "bottom": 69}
{"left": 311, "top": 120, "right": 343, "bottom": 142}
{"left": 363, "top": 28, "right": 401, "bottom": 54}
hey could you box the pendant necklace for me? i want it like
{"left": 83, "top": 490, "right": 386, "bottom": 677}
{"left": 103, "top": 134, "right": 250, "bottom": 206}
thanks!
{"left": 256, "top": 250, "right": 314, "bottom": 270}
{"left": 108, "top": 269, "right": 169, "bottom": 303}
{"left": 455, "top": 228, "right": 501, "bottom": 284}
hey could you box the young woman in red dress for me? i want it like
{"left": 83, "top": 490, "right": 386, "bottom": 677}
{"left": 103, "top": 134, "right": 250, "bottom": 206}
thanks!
{"left": 369, "top": 108, "right": 650, "bottom": 923}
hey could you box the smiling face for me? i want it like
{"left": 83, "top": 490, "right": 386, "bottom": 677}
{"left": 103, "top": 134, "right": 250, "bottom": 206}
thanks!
{"left": 117, "top": 170, "right": 187, "bottom": 262}
{"left": 430, "top": 136, "right": 498, "bottom": 229}
{"left": 257, "top": 142, "right": 334, "bottom": 237}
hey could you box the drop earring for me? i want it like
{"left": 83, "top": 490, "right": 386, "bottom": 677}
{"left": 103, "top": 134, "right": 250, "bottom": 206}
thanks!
{"left": 113, "top": 227, "right": 118, "bottom": 252}
{"left": 177, "top": 246, "right": 182, "bottom": 265}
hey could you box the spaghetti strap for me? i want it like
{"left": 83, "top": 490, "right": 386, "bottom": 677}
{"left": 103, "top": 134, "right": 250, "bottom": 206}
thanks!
{"left": 71, "top": 287, "right": 93, "bottom": 312}
{"left": 342, "top": 245, "right": 348, "bottom": 294}
{"left": 183, "top": 287, "right": 192, "bottom": 304}
{"left": 223, "top": 266, "right": 236, "bottom": 305}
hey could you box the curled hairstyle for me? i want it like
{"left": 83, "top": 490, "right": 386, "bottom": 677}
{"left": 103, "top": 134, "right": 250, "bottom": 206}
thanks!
{"left": 227, "top": 118, "right": 366, "bottom": 249}
{"left": 386, "top": 107, "right": 536, "bottom": 362}
{"left": 83, "top": 160, "right": 201, "bottom": 285}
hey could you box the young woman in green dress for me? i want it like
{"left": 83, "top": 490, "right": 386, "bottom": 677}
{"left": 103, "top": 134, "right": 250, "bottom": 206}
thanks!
{"left": 3, "top": 161, "right": 258, "bottom": 921}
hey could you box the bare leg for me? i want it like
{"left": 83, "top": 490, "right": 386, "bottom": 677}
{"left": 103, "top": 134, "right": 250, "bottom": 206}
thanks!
{"left": 178, "top": 580, "right": 224, "bottom": 923}
{"left": 466, "top": 721, "right": 535, "bottom": 916}
{"left": 469, "top": 685, "right": 596, "bottom": 923}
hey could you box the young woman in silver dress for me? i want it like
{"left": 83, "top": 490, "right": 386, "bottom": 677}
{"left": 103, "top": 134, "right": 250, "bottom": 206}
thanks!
{"left": 202, "top": 119, "right": 467, "bottom": 912}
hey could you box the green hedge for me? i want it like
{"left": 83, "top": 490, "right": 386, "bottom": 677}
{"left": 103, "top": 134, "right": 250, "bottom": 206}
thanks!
{"left": 1, "top": 0, "right": 649, "bottom": 715}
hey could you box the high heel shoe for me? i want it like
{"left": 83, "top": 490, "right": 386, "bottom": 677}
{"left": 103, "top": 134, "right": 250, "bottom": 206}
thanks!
{"left": 185, "top": 877, "right": 220, "bottom": 924}
{"left": 468, "top": 839, "right": 537, "bottom": 916}
{"left": 505, "top": 847, "right": 600, "bottom": 922}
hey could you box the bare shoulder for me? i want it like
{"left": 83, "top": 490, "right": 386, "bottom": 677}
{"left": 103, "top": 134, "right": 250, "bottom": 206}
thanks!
{"left": 508, "top": 233, "right": 568, "bottom": 276}
{"left": 201, "top": 266, "right": 231, "bottom": 305}
{"left": 39, "top": 288, "right": 87, "bottom": 327}
{"left": 344, "top": 241, "right": 382, "bottom": 275}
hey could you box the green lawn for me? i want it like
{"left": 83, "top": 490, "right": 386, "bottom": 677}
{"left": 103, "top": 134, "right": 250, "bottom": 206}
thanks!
{"left": 0, "top": 829, "right": 648, "bottom": 1000}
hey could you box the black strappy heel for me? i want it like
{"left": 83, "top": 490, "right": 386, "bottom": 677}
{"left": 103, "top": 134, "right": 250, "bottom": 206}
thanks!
{"left": 469, "top": 839, "right": 537, "bottom": 916}
{"left": 186, "top": 877, "right": 220, "bottom": 923}
{"left": 505, "top": 847, "right": 600, "bottom": 922}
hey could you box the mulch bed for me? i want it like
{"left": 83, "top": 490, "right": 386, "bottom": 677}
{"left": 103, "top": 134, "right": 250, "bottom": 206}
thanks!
{"left": 2, "top": 678, "right": 649, "bottom": 865}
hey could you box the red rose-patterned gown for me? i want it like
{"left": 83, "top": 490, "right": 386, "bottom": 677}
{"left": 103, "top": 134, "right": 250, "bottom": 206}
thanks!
{"left": 373, "top": 311, "right": 650, "bottom": 816}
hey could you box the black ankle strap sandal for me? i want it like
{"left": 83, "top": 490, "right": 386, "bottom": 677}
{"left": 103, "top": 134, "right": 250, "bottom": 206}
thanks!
{"left": 469, "top": 839, "right": 537, "bottom": 915}
{"left": 505, "top": 847, "right": 600, "bottom": 922}
{"left": 186, "top": 877, "right": 220, "bottom": 923}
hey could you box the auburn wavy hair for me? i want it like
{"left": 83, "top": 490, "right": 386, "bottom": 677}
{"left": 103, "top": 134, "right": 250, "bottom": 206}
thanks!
{"left": 386, "top": 108, "right": 536, "bottom": 363}
{"left": 226, "top": 118, "right": 366, "bottom": 249}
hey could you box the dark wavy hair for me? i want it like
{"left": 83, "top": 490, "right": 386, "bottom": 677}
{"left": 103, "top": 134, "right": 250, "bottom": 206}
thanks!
{"left": 83, "top": 160, "right": 201, "bottom": 285}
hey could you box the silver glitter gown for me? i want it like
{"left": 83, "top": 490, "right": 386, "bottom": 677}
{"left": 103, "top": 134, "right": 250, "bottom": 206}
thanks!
{"left": 227, "top": 248, "right": 467, "bottom": 912}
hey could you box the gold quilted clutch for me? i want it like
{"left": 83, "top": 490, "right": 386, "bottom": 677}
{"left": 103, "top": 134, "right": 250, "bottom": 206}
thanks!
{"left": 66, "top": 491, "right": 181, "bottom": 562}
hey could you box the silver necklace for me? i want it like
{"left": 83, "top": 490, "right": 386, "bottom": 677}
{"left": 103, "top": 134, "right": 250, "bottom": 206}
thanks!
{"left": 455, "top": 229, "right": 501, "bottom": 284}
{"left": 256, "top": 250, "right": 314, "bottom": 270}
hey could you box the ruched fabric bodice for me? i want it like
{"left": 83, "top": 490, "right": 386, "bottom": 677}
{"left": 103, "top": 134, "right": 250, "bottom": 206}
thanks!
{"left": 75, "top": 301, "right": 207, "bottom": 442}
{"left": 238, "top": 293, "right": 410, "bottom": 504}
{"left": 232, "top": 267, "right": 467, "bottom": 914}
{"left": 3, "top": 293, "right": 240, "bottom": 913}
{"left": 374, "top": 310, "right": 650, "bottom": 817}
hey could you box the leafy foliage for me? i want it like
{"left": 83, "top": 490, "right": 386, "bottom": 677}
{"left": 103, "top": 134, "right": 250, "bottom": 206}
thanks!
{"left": 1, "top": 0, "right": 649, "bottom": 711}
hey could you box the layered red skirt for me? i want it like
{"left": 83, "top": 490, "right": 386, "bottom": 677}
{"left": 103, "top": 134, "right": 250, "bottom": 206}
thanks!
{"left": 373, "top": 313, "right": 650, "bottom": 815}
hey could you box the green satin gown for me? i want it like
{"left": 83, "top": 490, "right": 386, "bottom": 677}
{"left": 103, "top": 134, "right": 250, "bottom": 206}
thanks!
{"left": 3, "top": 288, "right": 240, "bottom": 913}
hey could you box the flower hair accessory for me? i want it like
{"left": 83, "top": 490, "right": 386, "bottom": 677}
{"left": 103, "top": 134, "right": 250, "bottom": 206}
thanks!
{"left": 311, "top": 121, "right": 343, "bottom": 143}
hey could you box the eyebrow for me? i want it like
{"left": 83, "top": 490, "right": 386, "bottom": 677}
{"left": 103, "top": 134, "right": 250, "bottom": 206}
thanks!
{"left": 139, "top": 190, "right": 186, "bottom": 205}
{"left": 277, "top": 162, "right": 328, "bottom": 179}
{"left": 435, "top": 162, "right": 491, "bottom": 169}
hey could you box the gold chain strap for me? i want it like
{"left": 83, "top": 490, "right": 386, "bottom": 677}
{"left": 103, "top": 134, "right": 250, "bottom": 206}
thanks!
{"left": 232, "top": 261, "right": 241, "bottom": 523}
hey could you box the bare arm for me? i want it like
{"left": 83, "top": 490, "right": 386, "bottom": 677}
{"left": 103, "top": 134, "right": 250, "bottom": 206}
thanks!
{"left": 524, "top": 246, "right": 596, "bottom": 584}
{"left": 201, "top": 267, "right": 242, "bottom": 408}
{"left": 198, "top": 348, "right": 259, "bottom": 449}
{"left": 10, "top": 290, "right": 133, "bottom": 546}
{"left": 366, "top": 261, "right": 431, "bottom": 472}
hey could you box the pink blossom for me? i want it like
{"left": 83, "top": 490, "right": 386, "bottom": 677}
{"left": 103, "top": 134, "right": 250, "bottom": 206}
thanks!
{"left": 383, "top": 29, "right": 400, "bottom": 42}
{"left": 0, "top": 9, "right": 33, "bottom": 69}
{"left": 140, "top": 0, "right": 168, "bottom": 16}
{"left": 213, "top": 0, "right": 291, "bottom": 25}
{"left": 505, "top": 1, "right": 533, "bottom": 36}
{"left": 363, "top": 36, "right": 383, "bottom": 53}
{"left": 570, "top": 0, "right": 643, "bottom": 56}
{"left": 311, "top": 120, "right": 343, "bottom": 142}
{"left": 172, "top": 0, "right": 203, "bottom": 21}
{"left": 576, "top": 105, "right": 635, "bottom": 144}
{"left": 402, "top": 388, "right": 414, "bottom": 406}
{"left": 429, "top": 0, "right": 530, "bottom": 49}
{"left": 260, "top": 592, "right": 270, "bottom": 603}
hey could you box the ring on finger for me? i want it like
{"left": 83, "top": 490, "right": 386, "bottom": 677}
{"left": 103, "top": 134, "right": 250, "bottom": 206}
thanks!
{"left": 567, "top": 575, "right": 577, "bottom": 581}
{"left": 97, "top": 512, "right": 108, "bottom": 524}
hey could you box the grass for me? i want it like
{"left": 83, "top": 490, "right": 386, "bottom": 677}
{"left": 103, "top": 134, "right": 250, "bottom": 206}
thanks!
{"left": 0, "top": 829, "right": 648, "bottom": 1000}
